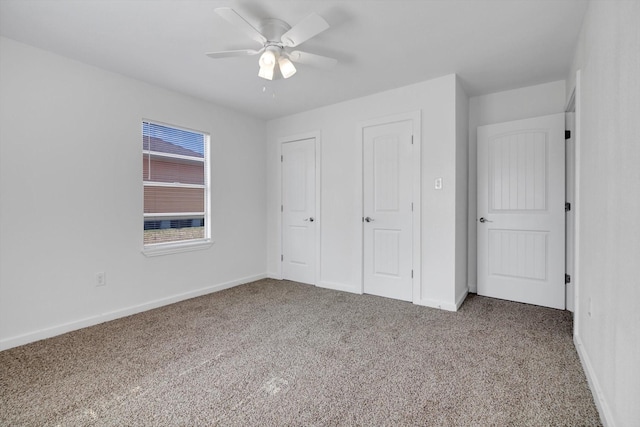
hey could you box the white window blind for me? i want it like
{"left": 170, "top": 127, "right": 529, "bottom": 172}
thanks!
{"left": 142, "top": 121, "right": 209, "bottom": 247}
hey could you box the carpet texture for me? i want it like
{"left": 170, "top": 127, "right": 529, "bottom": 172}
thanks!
{"left": 1, "top": 279, "right": 601, "bottom": 426}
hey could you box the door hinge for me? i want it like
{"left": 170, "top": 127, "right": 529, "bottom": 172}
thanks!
{"left": 411, "top": 270, "right": 414, "bottom": 278}
{"left": 281, "top": 254, "right": 283, "bottom": 262}
{"left": 565, "top": 202, "right": 571, "bottom": 212}
{"left": 565, "top": 274, "right": 571, "bottom": 284}
{"left": 565, "top": 130, "right": 571, "bottom": 140}
{"left": 281, "top": 155, "right": 283, "bottom": 162}
{"left": 411, "top": 135, "right": 414, "bottom": 145}
{"left": 281, "top": 205, "right": 283, "bottom": 212}
{"left": 411, "top": 202, "right": 414, "bottom": 211}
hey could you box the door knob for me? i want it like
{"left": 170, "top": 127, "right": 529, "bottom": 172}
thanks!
{"left": 304, "top": 217, "right": 315, "bottom": 222}
{"left": 479, "top": 217, "right": 492, "bottom": 223}
{"left": 364, "top": 216, "right": 374, "bottom": 222}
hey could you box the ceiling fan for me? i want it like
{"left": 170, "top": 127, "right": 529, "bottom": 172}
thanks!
{"left": 206, "top": 7, "right": 337, "bottom": 80}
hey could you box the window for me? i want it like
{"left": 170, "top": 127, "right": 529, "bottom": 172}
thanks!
{"left": 142, "top": 120, "right": 210, "bottom": 253}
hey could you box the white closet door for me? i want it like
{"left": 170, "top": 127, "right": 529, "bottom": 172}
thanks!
{"left": 363, "top": 120, "right": 413, "bottom": 302}
{"left": 282, "top": 138, "right": 316, "bottom": 285}
{"left": 477, "top": 113, "right": 565, "bottom": 309}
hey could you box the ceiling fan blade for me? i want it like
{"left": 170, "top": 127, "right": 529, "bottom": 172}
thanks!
{"left": 289, "top": 51, "right": 337, "bottom": 69}
{"left": 281, "top": 13, "right": 329, "bottom": 47}
{"left": 215, "top": 7, "right": 267, "bottom": 45}
{"left": 206, "top": 49, "right": 261, "bottom": 59}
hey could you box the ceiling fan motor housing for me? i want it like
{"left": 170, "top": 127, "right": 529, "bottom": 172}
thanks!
{"left": 259, "top": 18, "right": 291, "bottom": 46}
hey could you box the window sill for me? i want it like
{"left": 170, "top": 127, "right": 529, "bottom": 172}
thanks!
{"left": 142, "top": 239, "right": 214, "bottom": 257}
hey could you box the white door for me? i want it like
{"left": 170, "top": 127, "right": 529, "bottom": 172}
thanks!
{"left": 282, "top": 138, "right": 316, "bottom": 285}
{"left": 477, "top": 113, "right": 565, "bottom": 309}
{"left": 363, "top": 120, "right": 413, "bottom": 302}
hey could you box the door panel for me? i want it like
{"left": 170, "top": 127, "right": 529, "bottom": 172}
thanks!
{"left": 488, "top": 229, "right": 547, "bottom": 281}
{"left": 478, "top": 114, "right": 565, "bottom": 309}
{"left": 374, "top": 137, "right": 400, "bottom": 211}
{"left": 363, "top": 120, "right": 413, "bottom": 302}
{"left": 489, "top": 131, "right": 547, "bottom": 211}
{"left": 374, "top": 229, "right": 401, "bottom": 277}
{"left": 282, "top": 138, "right": 315, "bottom": 285}
{"left": 288, "top": 226, "right": 309, "bottom": 265}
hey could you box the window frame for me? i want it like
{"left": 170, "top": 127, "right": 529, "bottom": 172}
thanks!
{"left": 141, "top": 119, "right": 212, "bottom": 257}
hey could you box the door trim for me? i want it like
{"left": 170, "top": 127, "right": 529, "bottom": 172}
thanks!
{"left": 568, "top": 70, "right": 582, "bottom": 335}
{"left": 278, "top": 131, "right": 321, "bottom": 285}
{"left": 356, "top": 111, "right": 422, "bottom": 301}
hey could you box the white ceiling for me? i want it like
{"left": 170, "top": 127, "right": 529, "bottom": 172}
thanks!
{"left": 0, "top": 0, "right": 588, "bottom": 120}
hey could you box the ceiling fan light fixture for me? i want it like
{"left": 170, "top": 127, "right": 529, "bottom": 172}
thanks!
{"left": 278, "top": 56, "right": 297, "bottom": 79}
{"left": 259, "top": 48, "right": 276, "bottom": 68}
{"left": 258, "top": 63, "right": 274, "bottom": 80}
{"left": 258, "top": 47, "right": 278, "bottom": 80}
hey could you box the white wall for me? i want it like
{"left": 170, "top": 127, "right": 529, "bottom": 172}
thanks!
{"left": 466, "top": 80, "right": 567, "bottom": 292}
{"left": 266, "top": 74, "right": 468, "bottom": 310}
{"left": 0, "top": 37, "right": 267, "bottom": 350}
{"left": 568, "top": 2, "right": 640, "bottom": 426}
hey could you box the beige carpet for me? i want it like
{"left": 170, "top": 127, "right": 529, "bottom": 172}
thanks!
{"left": 0, "top": 279, "right": 601, "bottom": 426}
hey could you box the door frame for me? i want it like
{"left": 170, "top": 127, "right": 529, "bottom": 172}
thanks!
{"left": 279, "top": 131, "right": 322, "bottom": 284}
{"left": 356, "top": 111, "right": 422, "bottom": 301}
{"left": 566, "top": 70, "right": 582, "bottom": 335}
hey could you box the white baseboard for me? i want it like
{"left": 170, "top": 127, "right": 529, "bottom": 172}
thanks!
{"left": 455, "top": 289, "right": 469, "bottom": 310}
{"left": 415, "top": 297, "right": 459, "bottom": 312}
{"left": 317, "top": 280, "right": 362, "bottom": 295}
{"left": 574, "top": 334, "right": 613, "bottom": 427}
{"left": 0, "top": 273, "right": 267, "bottom": 351}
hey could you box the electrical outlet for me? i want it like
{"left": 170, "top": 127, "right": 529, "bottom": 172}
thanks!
{"left": 96, "top": 272, "right": 106, "bottom": 287}
{"left": 434, "top": 177, "right": 443, "bottom": 190}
